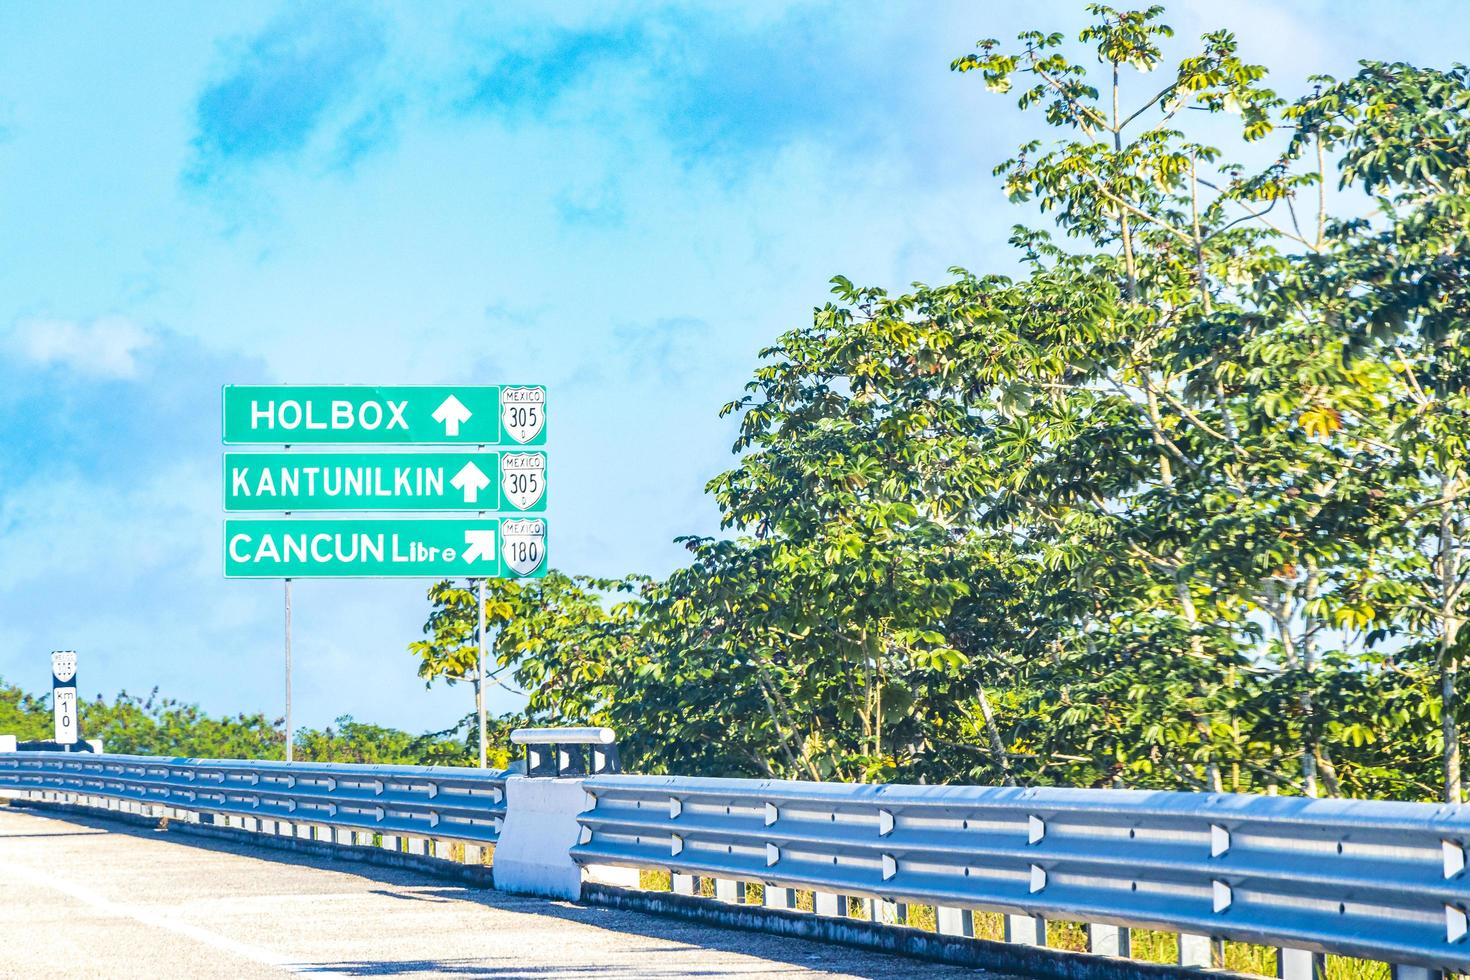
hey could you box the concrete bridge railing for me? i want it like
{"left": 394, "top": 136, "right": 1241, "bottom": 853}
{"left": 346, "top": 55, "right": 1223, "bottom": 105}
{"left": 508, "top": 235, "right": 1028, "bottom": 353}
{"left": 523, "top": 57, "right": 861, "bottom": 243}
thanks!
{"left": 2, "top": 734, "right": 1467, "bottom": 979}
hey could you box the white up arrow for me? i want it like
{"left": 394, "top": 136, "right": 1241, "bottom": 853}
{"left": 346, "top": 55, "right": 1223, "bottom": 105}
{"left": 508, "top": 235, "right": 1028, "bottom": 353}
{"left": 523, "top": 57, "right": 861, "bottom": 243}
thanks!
{"left": 463, "top": 530, "right": 496, "bottom": 564}
{"left": 449, "top": 461, "right": 491, "bottom": 504}
{"left": 431, "top": 394, "right": 472, "bottom": 436}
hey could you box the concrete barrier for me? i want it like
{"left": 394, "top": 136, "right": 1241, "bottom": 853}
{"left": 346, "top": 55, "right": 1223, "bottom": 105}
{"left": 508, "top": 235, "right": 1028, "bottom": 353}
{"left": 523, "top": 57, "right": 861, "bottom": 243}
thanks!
{"left": 491, "top": 776, "right": 592, "bottom": 899}
{"left": 491, "top": 776, "right": 638, "bottom": 900}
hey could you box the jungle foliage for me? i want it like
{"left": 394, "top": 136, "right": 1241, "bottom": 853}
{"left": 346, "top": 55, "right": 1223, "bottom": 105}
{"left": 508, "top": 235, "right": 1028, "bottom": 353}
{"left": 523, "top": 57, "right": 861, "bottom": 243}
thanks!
{"left": 415, "top": 6, "right": 1470, "bottom": 803}
{"left": 0, "top": 678, "right": 508, "bottom": 767}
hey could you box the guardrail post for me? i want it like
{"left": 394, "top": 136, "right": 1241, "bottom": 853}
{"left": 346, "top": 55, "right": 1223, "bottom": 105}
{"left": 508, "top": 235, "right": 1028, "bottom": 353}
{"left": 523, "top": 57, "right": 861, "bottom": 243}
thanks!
{"left": 1005, "top": 914, "right": 1046, "bottom": 945}
{"left": 763, "top": 885, "right": 794, "bottom": 910}
{"left": 1277, "top": 947, "right": 1324, "bottom": 979}
{"left": 871, "top": 900, "right": 902, "bottom": 925}
{"left": 714, "top": 879, "right": 745, "bottom": 904}
{"left": 937, "top": 907, "right": 973, "bottom": 937}
{"left": 672, "top": 873, "right": 698, "bottom": 896}
{"left": 814, "top": 893, "right": 848, "bottom": 917}
{"left": 1390, "top": 967, "right": 1444, "bottom": 980}
{"left": 1088, "top": 923, "right": 1130, "bottom": 957}
{"left": 1178, "top": 933, "right": 1221, "bottom": 968}
{"left": 0, "top": 734, "right": 15, "bottom": 753}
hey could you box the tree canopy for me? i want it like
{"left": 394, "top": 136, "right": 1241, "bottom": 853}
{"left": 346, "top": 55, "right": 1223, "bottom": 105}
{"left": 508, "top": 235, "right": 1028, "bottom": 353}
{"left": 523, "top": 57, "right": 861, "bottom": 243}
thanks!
{"left": 413, "top": 5, "right": 1470, "bottom": 804}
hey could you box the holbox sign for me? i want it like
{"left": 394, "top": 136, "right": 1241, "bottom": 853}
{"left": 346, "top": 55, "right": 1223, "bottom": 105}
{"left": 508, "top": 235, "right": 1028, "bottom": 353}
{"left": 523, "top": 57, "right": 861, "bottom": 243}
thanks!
{"left": 222, "top": 385, "right": 546, "bottom": 445}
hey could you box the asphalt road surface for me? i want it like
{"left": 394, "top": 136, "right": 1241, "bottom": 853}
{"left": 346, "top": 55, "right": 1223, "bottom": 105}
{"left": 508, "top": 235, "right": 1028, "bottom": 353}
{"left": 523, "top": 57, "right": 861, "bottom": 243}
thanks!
{"left": 0, "top": 804, "right": 1010, "bottom": 979}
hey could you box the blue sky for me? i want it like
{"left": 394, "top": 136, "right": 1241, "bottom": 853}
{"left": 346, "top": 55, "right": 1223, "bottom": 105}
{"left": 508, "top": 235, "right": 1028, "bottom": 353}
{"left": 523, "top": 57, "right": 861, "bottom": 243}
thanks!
{"left": 1, "top": 1, "right": 1466, "bottom": 734}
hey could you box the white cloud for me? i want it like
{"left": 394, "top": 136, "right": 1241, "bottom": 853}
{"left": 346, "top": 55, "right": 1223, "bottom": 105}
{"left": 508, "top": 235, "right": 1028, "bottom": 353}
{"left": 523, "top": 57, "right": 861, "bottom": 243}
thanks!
{"left": 5, "top": 315, "right": 155, "bottom": 379}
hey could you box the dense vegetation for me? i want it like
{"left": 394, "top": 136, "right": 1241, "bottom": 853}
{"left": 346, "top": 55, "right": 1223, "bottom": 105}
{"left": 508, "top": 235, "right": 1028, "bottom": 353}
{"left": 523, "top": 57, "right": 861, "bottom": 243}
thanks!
{"left": 415, "top": 7, "right": 1470, "bottom": 803}
{"left": 0, "top": 678, "right": 513, "bottom": 767}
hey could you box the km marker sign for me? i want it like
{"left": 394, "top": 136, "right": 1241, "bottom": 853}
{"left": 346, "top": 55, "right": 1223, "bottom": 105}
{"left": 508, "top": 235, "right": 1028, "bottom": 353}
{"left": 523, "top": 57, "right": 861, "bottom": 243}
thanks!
{"left": 223, "top": 451, "right": 546, "bottom": 512}
{"left": 223, "top": 385, "right": 546, "bottom": 445}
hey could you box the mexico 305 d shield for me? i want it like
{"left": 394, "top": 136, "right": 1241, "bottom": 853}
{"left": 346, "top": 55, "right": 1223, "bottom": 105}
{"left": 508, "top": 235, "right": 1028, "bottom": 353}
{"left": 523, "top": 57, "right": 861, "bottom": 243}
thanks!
{"left": 500, "top": 387, "right": 545, "bottom": 444}
{"left": 500, "top": 453, "right": 547, "bottom": 510}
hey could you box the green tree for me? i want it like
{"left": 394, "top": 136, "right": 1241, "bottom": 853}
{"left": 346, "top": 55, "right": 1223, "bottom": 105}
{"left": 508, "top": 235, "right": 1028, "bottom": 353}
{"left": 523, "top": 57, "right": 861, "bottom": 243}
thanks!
{"left": 402, "top": 7, "right": 1467, "bottom": 803}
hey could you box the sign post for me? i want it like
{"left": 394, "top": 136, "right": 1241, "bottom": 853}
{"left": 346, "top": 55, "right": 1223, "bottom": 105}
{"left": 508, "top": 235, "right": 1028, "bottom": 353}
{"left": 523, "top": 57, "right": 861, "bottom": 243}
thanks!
{"left": 284, "top": 581, "right": 293, "bottom": 763}
{"left": 51, "top": 651, "right": 78, "bottom": 747}
{"left": 477, "top": 578, "right": 487, "bottom": 770}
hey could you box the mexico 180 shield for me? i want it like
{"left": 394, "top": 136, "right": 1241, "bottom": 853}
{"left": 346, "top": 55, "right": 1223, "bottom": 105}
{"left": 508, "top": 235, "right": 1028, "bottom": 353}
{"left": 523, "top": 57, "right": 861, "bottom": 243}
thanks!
{"left": 500, "top": 387, "right": 545, "bottom": 444}
{"left": 500, "top": 452, "right": 546, "bottom": 510}
{"left": 501, "top": 518, "right": 546, "bottom": 576}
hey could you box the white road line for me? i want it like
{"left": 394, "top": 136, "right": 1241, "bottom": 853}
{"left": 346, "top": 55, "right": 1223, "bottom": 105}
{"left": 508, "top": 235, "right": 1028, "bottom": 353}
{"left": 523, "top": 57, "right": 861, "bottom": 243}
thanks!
{"left": 1, "top": 859, "right": 352, "bottom": 979}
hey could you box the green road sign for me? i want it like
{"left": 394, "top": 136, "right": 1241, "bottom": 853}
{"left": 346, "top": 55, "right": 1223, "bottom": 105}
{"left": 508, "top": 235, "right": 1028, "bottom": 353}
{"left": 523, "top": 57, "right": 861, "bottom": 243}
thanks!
{"left": 223, "top": 517, "right": 548, "bottom": 579}
{"left": 222, "top": 385, "right": 546, "bottom": 445}
{"left": 223, "top": 451, "right": 547, "bottom": 512}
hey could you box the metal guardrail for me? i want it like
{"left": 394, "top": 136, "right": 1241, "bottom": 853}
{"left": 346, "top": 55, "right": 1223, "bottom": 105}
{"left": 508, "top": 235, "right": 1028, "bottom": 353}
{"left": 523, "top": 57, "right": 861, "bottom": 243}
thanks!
{"left": 0, "top": 751, "right": 508, "bottom": 844}
{"left": 572, "top": 775, "right": 1470, "bottom": 975}
{"left": 6, "top": 739, "right": 1469, "bottom": 976}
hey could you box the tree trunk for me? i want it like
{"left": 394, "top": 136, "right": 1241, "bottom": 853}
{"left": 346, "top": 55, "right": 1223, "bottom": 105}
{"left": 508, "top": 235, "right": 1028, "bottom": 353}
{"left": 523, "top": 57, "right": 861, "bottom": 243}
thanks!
{"left": 976, "top": 683, "right": 1016, "bottom": 787}
{"left": 1440, "top": 484, "right": 1463, "bottom": 804}
{"left": 1315, "top": 745, "right": 1343, "bottom": 798}
{"left": 1444, "top": 660, "right": 1460, "bottom": 803}
{"left": 1300, "top": 562, "right": 1324, "bottom": 798}
{"left": 1265, "top": 582, "right": 1317, "bottom": 797}
{"left": 472, "top": 675, "right": 483, "bottom": 762}
{"left": 1175, "top": 571, "right": 1223, "bottom": 792}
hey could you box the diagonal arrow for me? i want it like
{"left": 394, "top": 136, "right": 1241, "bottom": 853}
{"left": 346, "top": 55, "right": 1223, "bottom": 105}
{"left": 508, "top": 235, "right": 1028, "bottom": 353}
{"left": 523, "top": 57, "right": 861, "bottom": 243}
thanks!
{"left": 431, "top": 394, "right": 472, "bottom": 437}
{"left": 463, "top": 529, "right": 496, "bottom": 564}
{"left": 449, "top": 460, "right": 491, "bottom": 504}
